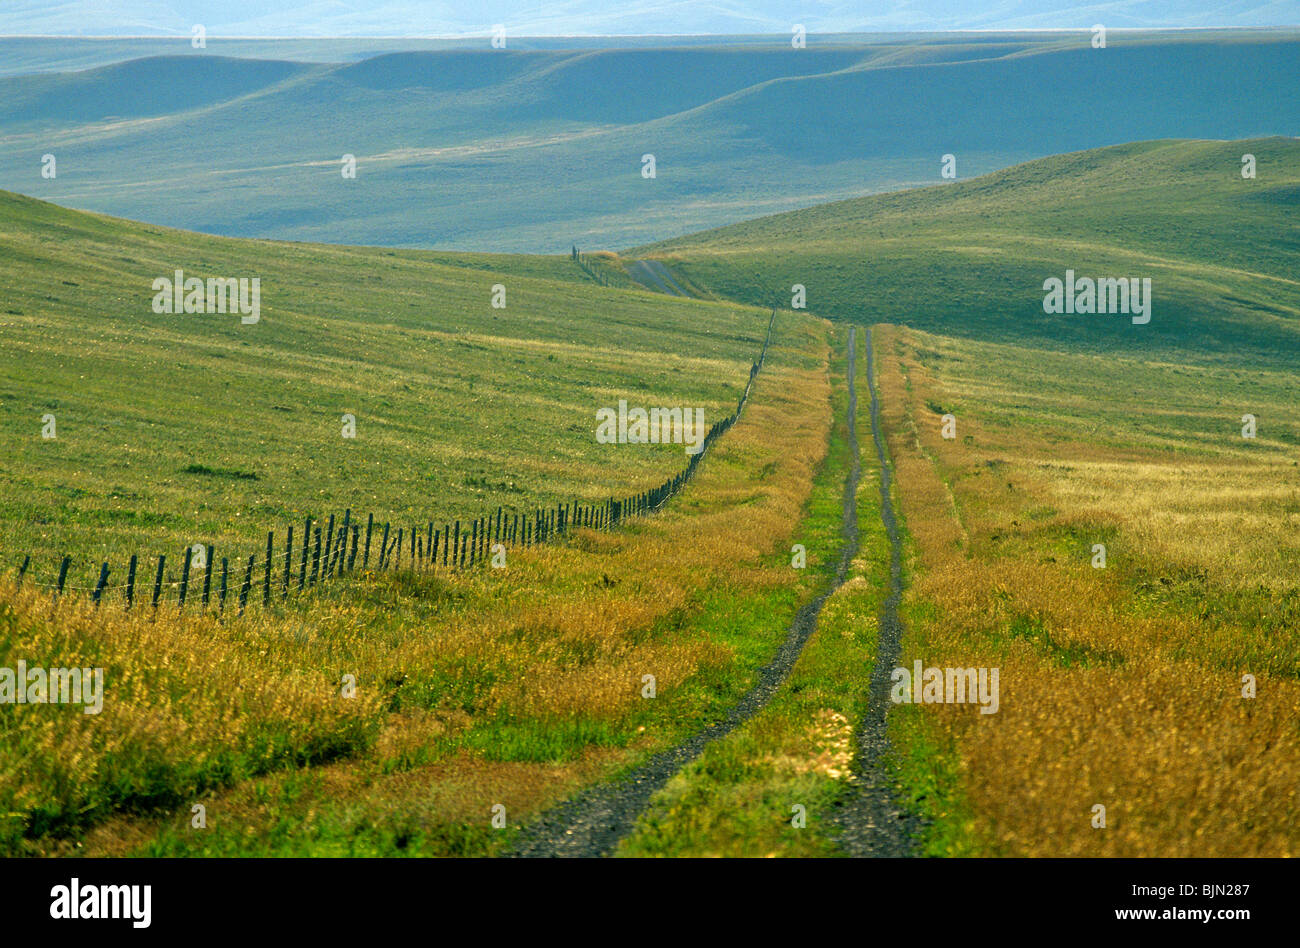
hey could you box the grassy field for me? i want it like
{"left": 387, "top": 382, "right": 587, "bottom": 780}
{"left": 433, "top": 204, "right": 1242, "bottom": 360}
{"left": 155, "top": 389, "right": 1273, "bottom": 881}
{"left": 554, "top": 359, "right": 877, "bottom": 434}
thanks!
{"left": 4, "top": 132, "right": 1298, "bottom": 858}
{"left": 641, "top": 137, "right": 1300, "bottom": 363}
{"left": 0, "top": 308, "right": 836, "bottom": 856}
{"left": 0, "top": 187, "right": 859, "bottom": 855}
{"left": 876, "top": 324, "right": 1300, "bottom": 856}
{"left": 0, "top": 189, "right": 772, "bottom": 593}
{"left": 646, "top": 139, "right": 1300, "bottom": 856}
{"left": 620, "top": 325, "right": 891, "bottom": 856}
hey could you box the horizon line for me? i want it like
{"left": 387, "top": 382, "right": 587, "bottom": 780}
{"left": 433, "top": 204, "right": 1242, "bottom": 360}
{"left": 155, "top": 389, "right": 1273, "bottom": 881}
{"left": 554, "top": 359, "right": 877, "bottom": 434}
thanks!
{"left": 3, "top": 25, "right": 1300, "bottom": 41}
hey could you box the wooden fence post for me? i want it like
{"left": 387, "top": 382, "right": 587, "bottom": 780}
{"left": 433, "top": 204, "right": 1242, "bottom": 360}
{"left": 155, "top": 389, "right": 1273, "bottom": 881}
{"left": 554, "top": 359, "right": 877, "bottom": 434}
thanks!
{"left": 263, "top": 531, "right": 273, "bottom": 606}
{"left": 283, "top": 526, "right": 294, "bottom": 599}
{"left": 18, "top": 554, "right": 30, "bottom": 586}
{"left": 300, "top": 516, "right": 312, "bottom": 590}
{"left": 323, "top": 515, "right": 335, "bottom": 573}
{"left": 203, "top": 547, "right": 214, "bottom": 607}
{"left": 54, "top": 555, "right": 71, "bottom": 598}
{"left": 340, "top": 510, "right": 351, "bottom": 573}
{"left": 220, "top": 558, "right": 229, "bottom": 615}
{"left": 179, "top": 548, "right": 191, "bottom": 607}
{"left": 126, "top": 553, "right": 137, "bottom": 609}
{"left": 92, "top": 562, "right": 109, "bottom": 605}
{"left": 364, "top": 513, "right": 374, "bottom": 569}
{"left": 311, "top": 528, "right": 322, "bottom": 584}
{"left": 239, "top": 555, "right": 254, "bottom": 615}
{"left": 152, "top": 555, "right": 165, "bottom": 609}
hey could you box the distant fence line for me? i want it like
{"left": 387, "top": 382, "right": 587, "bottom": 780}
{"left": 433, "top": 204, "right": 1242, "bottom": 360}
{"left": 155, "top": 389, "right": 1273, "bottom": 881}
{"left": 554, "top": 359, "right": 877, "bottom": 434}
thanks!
{"left": 10, "top": 306, "right": 779, "bottom": 616}
{"left": 571, "top": 246, "right": 634, "bottom": 288}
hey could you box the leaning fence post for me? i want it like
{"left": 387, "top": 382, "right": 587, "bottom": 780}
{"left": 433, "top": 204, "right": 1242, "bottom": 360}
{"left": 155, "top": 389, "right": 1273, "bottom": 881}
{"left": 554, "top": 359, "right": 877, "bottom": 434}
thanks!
{"left": 220, "top": 558, "right": 229, "bottom": 615}
{"left": 348, "top": 524, "right": 360, "bottom": 571}
{"left": 54, "top": 555, "right": 71, "bottom": 598}
{"left": 152, "top": 554, "right": 166, "bottom": 609}
{"left": 378, "top": 522, "right": 390, "bottom": 570}
{"left": 126, "top": 554, "right": 137, "bottom": 610}
{"left": 17, "top": 554, "right": 30, "bottom": 586}
{"left": 323, "top": 515, "right": 335, "bottom": 573}
{"left": 179, "top": 549, "right": 191, "bottom": 607}
{"left": 364, "top": 513, "right": 374, "bottom": 569}
{"left": 92, "top": 562, "right": 110, "bottom": 606}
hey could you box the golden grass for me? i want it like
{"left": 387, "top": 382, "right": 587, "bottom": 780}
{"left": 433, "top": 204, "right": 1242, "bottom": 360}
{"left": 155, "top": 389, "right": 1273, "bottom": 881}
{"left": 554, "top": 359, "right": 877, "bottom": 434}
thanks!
{"left": 876, "top": 324, "right": 1300, "bottom": 856}
{"left": 1, "top": 315, "right": 837, "bottom": 854}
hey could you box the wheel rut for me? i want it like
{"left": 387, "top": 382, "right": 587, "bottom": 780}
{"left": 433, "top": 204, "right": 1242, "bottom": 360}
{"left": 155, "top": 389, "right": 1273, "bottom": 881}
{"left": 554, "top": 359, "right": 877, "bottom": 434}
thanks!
{"left": 508, "top": 327, "right": 865, "bottom": 858}
{"left": 830, "top": 326, "right": 919, "bottom": 857}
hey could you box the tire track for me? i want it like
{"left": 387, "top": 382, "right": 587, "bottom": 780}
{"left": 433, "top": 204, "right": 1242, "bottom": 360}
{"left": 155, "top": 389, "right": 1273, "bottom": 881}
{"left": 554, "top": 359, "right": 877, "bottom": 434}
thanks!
{"left": 627, "top": 259, "right": 689, "bottom": 296}
{"left": 508, "top": 327, "right": 864, "bottom": 858}
{"left": 831, "top": 326, "right": 918, "bottom": 857}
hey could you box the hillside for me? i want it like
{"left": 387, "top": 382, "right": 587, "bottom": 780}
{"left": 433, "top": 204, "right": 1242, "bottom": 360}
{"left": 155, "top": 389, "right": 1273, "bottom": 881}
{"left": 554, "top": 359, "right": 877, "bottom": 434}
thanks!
{"left": 0, "top": 189, "right": 776, "bottom": 570}
{"left": 0, "top": 190, "right": 843, "bottom": 862}
{"left": 640, "top": 137, "right": 1300, "bottom": 362}
{"left": 0, "top": 33, "right": 1297, "bottom": 251}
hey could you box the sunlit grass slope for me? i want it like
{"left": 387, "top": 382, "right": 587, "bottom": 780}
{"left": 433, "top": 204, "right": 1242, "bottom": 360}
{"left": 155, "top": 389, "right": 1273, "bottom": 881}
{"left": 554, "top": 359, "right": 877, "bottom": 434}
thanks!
{"left": 642, "top": 138, "right": 1300, "bottom": 362}
{"left": 0, "top": 190, "right": 770, "bottom": 573}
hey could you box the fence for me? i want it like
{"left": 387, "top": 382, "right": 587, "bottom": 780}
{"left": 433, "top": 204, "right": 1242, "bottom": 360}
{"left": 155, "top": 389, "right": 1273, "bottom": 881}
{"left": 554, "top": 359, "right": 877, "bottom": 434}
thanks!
{"left": 9, "top": 307, "right": 779, "bottom": 615}
{"left": 571, "top": 246, "right": 634, "bottom": 288}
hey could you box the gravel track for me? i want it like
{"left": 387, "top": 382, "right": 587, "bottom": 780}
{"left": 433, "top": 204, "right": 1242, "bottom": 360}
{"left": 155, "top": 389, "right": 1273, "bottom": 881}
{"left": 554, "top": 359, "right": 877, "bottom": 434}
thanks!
{"left": 508, "top": 328, "right": 865, "bottom": 858}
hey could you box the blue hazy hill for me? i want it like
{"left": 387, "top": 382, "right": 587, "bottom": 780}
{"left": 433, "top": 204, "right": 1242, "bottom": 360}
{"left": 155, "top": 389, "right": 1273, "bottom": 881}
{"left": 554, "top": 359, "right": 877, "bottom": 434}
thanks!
{"left": 0, "top": 33, "right": 1296, "bottom": 252}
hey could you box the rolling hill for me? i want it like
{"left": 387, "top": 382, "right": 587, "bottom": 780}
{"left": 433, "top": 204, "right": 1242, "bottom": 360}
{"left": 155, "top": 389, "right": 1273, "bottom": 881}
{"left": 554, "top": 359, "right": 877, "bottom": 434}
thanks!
{"left": 640, "top": 137, "right": 1300, "bottom": 362}
{"left": 0, "top": 187, "right": 775, "bottom": 567}
{"left": 0, "top": 33, "right": 1296, "bottom": 251}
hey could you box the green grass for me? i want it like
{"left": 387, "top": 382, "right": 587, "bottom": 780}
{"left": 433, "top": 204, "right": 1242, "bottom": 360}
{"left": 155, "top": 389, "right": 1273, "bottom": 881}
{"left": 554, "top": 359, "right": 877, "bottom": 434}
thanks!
{"left": 619, "top": 326, "right": 892, "bottom": 856}
{"left": 0, "top": 188, "right": 771, "bottom": 583}
{"left": 641, "top": 138, "right": 1300, "bottom": 365}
